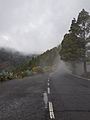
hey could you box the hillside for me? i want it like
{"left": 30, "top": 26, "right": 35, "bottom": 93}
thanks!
{"left": 0, "top": 48, "right": 33, "bottom": 72}
{"left": 0, "top": 46, "right": 60, "bottom": 81}
{"left": 29, "top": 46, "right": 60, "bottom": 70}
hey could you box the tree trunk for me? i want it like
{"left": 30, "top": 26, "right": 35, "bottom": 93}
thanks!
{"left": 83, "top": 46, "right": 87, "bottom": 74}
{"left": 71, "top": 61, "right": 76, "bottom": 74}
{"left": 83, "top": 60, "right": 87, "bottom": 74}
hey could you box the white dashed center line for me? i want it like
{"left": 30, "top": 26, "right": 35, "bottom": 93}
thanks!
{"left": 48, "top": 87, "right": 50, "bottom": 94}
{"left": 43, "top": 77, "right": 55, "bottom": 119}
{"left": 48, "top": 83, "right": 50, "bottom": 86}
{"left": 49, "top": 102, "right": 55, "bottom": 119}
{"left": 43, "top": 92, "right": 48, "bottom": 109}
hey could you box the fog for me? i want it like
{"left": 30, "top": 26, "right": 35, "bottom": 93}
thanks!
{"left": 51, "top": 54, "right": 85, "bottom": 76}
{"left": 0, "top": 0, "right": 90, "bottom": 54}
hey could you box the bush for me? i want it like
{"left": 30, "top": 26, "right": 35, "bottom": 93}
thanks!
{"left": 32, "top": 66, "right": 44, "bottom": 74}
{"left": 21, "top": 70, "right": 33, "bottom": 78}
{"left": 0, "top": 73, "right": 6, "bottom": 81}
{"left": 43, "top": 66, "right": 51, "bottom": 72}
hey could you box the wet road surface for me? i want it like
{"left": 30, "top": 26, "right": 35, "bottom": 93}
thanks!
{"left": 49, "top": 71, "right": 90, "bottom": 120}
{"left": 0, "top": 74, "right": 48, "bottom": 120}
{"left": 0, "top": 70, "right": 90, "bottom": 120}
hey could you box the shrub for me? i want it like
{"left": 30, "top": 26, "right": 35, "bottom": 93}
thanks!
{"left": 43, "top": 66, "right": 51, "bottom": 72}
{"left": 32, "top": 66, "right": 44, "bottom": 74}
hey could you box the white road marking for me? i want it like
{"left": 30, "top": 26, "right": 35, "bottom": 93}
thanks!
{"left": 48, "top": 78, "right": 50, "bottom": 82}
{"left": 48, "top": 87, "right": 50, "bottom": 94}
{"left": 49, "top": 102, "right": 54, "bottom": 111}
{"left": 48, "top": 83, "right": 50, "bottom": 86}
{"left": 50, "top": 111, "right": 55, "bottom": 119}
{"left": 49, "top": 102, "right": 55, "bottom": 119}
{"left": 43, "top": 92, "right": 48, "bottom": 109}
{"left": 45, "top": 78, "right": 55, "bottom": 119}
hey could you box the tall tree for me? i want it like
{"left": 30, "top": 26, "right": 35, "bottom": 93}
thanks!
{"left": 60, "top": 18, "right": 82, "bottom": 61}
{"left": 76, "top": 9, "right": 90, "bottom": 73}
{"left": 60, "top": 9, "right": 90, "bottom": 74}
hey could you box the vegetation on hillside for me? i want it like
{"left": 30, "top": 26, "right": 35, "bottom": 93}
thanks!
{"left": 2, "top": 9, "right": 90, "bottom": 80}
{"left": 0, "top": 47, "right": 59, "bottom": 81}
{"left": 29, "top": 47, "right": 59, "bottom": 69}
{"left": 0, "top": 48, "right": 34, "bottom": 81}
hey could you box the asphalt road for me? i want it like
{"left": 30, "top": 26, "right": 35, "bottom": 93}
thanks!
{"left": 49, "top": 70, "right": 90, "bottom": 120}
{"left": 0, "top": 74, "right": 48, "bottom": 120}
{"left": 0, "top": 68, "right": 90, "bottom": 120}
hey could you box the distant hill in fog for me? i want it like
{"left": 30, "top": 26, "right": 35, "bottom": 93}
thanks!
{"left": 0, "top": 48, "right": 34, "bottom": 71}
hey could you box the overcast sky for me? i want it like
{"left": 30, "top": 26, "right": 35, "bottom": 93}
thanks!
{"left": 0, "top": 0, "right": 90, "bottom": 54}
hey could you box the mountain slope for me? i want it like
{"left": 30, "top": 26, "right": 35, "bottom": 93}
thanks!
{"left": 0, "top": 48, "right": 32, "bottom": 71}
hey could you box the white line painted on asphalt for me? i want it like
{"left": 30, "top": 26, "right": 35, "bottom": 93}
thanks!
{"left": 47, "top": 78, "right": 55, "bottom": 119}
{"left": 49, "top": 102, "right": 55, "bottom": 119}
{"left": 50, "top": 111, "right": 55, "bottom": 119}
{"left": 48, "top": 83, "right": 50, "bottom": 86}
{"left": 48, "top": 77, "right": 50, "bottom": 81}
{"left": 49, "top": 102, "right": 53, "bottom": 111}
{"left": 71, "top": 73, "right": 90, "bottom": 81}
{"left": 43, "top": 92, "right": 48, "bottom": 109}
{"left": 66, "top": 70, "right": 90, "bottom": 81}
{"left": 48, "top": 87, "right": 50, "bottom": 94}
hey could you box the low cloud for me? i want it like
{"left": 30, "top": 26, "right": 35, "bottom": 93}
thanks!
{"left": 0, "top": 0, "right": 90, "bottom": 54}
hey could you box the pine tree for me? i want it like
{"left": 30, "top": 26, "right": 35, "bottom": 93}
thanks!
{"left": 60, "top": 18, "right": 82, "bottom": 61}
{"left": 60, "top": 9, "right": 90, "bottom": 74}
{"left": 76, "top": 9, "right": 90, "bottom": 73}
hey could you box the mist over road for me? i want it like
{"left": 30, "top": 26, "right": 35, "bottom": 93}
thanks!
{"left": 0, "top": 62, "right": 90, "bottom": 120}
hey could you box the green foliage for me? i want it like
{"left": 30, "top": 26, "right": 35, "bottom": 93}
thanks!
{"left": 32, "top": 66, "right": 44, "bottom": 74}
{"left": 29, "top": 47, "right": 58, "bottom": 69}
{"left": 43, "top": 66, "right": 51, "bottom": 72}
{"left": 0, "top": 71, "right": 14, "bottom": 81}
{"left": 60, "top": 33, "right": 84, "bottom": 61}
{"left": 29, "top": 57, "right": 40, "bottom": 69}
{"left": 20, "top": 70, "right": 33, "bottom": 78}
{"left": 77, "top": 9, "right": 90, "bottom": 43}
{"left": 0, "top": 46, "right": 59, "bottom": 81}
{"left": 60, "top": 9, "right": 90, "bottom": 62}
